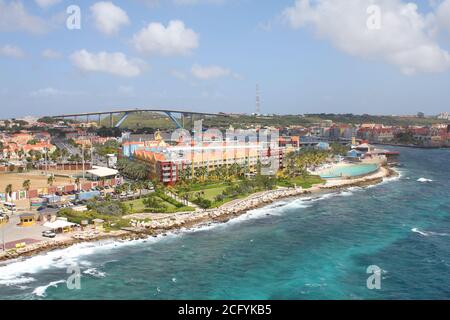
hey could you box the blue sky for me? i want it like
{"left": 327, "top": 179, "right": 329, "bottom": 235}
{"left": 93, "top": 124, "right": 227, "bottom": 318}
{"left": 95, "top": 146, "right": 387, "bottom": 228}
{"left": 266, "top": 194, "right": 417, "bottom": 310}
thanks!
{"left": 1, "top": 0, "right": 450, "bottom": 118}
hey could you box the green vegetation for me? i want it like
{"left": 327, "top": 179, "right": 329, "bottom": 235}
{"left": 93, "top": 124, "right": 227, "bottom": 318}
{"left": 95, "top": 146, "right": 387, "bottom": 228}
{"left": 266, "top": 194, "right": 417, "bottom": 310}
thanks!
{"left": 86, "top": 200, "right": 130, "bottom": 216}
{"left": 183, "top": 176, "right": 278, "bottom": 209}
{"left": 100, "top": 112, "right": 178, "bottom": 130}
{"left": 27, "top": 139, "right": 39, "bottom": 145}
{"left": 59, "top": 199, "right": 132, "bottom": 230}
{"left": 280, "top": 149, "right": 329, "bottom": 178}
{"left": 330, "top": 143, "right": 351, "bottom": 156}
{"left": 94, "top": 140, "right": 120, "bottom": 156}
{"left": 277, "top": 175, "right": 324, "bottom": 189}
{"left": 305, "top": 114, "right": 448, "bottom": 126}
{"left": 116, "top": 158, "right": 150, "bottom": 181}
{"left": 95, "top": 127, "right": 122, "bottom": 138}
{"left": 394, "top": 132, "right": 417, "bottom": 144}
{"left": 59, "top": 207, "right": 131, "bottom": 231}
{"left": 169, "top": 149, "right": 329, "bottom": 209}
{"left": 137, "top": 191, "right": 195, "bottom": 213}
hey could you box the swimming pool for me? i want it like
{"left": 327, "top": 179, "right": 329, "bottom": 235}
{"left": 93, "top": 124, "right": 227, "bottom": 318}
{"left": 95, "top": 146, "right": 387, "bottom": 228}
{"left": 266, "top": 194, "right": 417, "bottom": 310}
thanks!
{"left": 319, "top": 163, "right": 379, "bottom": 179}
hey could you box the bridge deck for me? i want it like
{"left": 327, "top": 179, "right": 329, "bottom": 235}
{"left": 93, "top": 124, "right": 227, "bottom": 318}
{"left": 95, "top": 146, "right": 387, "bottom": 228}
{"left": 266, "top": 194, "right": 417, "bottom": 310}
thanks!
{"left": 51, "top": 109, "right": 228, "bottom": 118}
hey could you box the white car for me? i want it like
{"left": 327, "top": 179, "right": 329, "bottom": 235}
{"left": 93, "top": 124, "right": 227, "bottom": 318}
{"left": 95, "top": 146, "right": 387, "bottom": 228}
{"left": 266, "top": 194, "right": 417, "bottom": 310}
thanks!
{"left": 42, "top": 230, "right": 57, "bottom": 238}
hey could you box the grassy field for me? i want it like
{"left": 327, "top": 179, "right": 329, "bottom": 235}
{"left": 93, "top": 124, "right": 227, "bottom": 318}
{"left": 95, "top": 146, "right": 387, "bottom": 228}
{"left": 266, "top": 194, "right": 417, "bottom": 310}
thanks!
{"left": 188, "top": 186, "right": 228, "bottom": 201}
{"left": 183, "top": 176, "right": 325, "bottom": 208}
{"left": 101, "top": 112, "right": 178, "bottom": 129}
{"left": 282, "top": 175, "right": 325, "bottom": 189}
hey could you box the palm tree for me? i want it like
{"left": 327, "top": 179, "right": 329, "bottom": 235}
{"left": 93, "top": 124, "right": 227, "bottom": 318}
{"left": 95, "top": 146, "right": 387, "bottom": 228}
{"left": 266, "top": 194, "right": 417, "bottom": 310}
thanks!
{"left": 4, "top": 184, "right": 14, "bottom": 216}
{"left": 22, "top": 180, "right": 31, "bottom": 192}
{"left": 75, "top": 177, "right": 81, "bottom": 191}
{"left": 229, "top": 163, "right": 240, "bottom": 180}
{"left": 47, "top": 175, "right": 55, "bottom": 187}
{"left": 5, "top": 184, "right": 13, "bottom": 202}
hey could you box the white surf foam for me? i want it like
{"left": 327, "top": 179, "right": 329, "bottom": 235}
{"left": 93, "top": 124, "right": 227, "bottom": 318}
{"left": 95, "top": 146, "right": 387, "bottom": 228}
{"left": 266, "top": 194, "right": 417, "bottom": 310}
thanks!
{"left": 83, "top": 268, "right": 106, "bottom": 278}
{"left": 32, "top": 280, "right": 66, "bottom": 297}
{"left": 0, "top": 276, "right": 36, "bottom": 287}
{"left": 417, "top": 178, "right": 433, "bottom": 183}
{"left": 412, "top": 228, "right": 448, "bottom": 237}
{"left": 412, "top": 228, "right": 429, "bottom": 237}
{"left": 0, "top": 238, "right": 153, "bottom": 287}
{"left": 0, "top": 170, "right": 404, "bottom": 286}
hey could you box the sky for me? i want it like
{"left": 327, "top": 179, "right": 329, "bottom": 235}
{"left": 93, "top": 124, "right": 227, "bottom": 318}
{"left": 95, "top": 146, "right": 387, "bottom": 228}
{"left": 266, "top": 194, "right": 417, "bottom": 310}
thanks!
{"left": 1, "top": 0, "right": 450, "bottom": 118}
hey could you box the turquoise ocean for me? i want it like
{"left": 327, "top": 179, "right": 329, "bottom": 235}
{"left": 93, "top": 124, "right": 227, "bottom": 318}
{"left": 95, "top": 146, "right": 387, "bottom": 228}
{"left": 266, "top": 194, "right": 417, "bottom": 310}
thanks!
{"left": 0, "top": 147, "right": 449, "bottom": 300}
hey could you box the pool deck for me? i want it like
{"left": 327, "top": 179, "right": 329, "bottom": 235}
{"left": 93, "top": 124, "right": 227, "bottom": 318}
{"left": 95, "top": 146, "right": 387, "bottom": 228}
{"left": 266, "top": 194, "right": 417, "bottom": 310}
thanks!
{"left": 322, "top": 166, "right": 389, "bottom": 188}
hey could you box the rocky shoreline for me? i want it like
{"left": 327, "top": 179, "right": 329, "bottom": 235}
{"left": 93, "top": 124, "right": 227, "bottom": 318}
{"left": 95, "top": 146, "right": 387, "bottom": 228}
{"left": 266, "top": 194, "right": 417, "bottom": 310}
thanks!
{"left": 0, "top": 166, "right": 398, "bottom": 265}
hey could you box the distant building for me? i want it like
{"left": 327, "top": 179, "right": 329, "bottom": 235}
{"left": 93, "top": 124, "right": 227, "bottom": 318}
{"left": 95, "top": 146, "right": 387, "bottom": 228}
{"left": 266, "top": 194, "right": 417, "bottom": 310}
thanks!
{"left": 437, "top": 112, "right": 449, "bottom": 120}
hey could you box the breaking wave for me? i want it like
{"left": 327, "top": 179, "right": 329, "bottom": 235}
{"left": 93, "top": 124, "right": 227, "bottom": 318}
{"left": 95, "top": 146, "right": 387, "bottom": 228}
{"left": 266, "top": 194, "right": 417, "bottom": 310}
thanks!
{"left": 32, "top": 280, "right": 66, "bottom": 297}
{"left": 412, "top": 228, "right": 449, "bottom": 237}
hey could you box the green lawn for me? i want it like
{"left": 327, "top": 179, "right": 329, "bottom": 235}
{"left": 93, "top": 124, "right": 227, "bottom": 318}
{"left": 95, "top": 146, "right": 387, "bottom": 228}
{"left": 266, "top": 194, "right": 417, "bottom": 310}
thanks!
{"left": 278, "top": 175, "right": 325, "bottom": 189}
{"left": 124, "top": 197, "right": 193, "bottom": 214}
{"left": 189, "top": 186, "right": 228, "bottom": 201}
{"left": 124, "top": 197, "right": 177, "bottom": 211}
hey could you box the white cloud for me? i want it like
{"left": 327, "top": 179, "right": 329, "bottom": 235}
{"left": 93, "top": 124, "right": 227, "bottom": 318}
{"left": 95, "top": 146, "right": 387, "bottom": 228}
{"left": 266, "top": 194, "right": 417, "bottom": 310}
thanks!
{"left": 0, "top": 45, "right": 25, "bottom": 58}
{"left": 34, "top": 0, "right": 61, "bottom": 8}
{"left": 132, "top": 20, "right": 199, "bottom": 56}
{"left": 191, "top": 64, "right": 232, "bottom": 80}
{"left": 0, "top": 0, "right": 48, "bottom": 34}
{"left": 90, "top": 1, "right": 130, "bottom": 35}
{"left": 70, "top": 50, "right": 146, "bottom": 77}
{"left": 282, "top": 0, "right": 450, "bottom": 74}
{"left": 437, "top": 0, "right": 450, "bottom": 35}
{"left": 42, "top": 49, "right": 62, "bottom": 59}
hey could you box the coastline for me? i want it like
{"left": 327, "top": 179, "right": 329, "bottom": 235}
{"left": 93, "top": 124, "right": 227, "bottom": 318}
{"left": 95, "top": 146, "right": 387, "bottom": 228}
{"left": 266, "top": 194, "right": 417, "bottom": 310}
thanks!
{"left": 372, "top": 142, "right": 450, "bottom": 149}
{"left": 0, "top": 166, "right": 398, "bottom": 265}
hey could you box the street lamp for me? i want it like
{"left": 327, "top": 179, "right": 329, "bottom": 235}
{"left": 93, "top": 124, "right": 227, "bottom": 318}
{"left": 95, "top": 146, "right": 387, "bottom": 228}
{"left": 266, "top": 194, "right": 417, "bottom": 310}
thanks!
{"left": 1, "top": 219, "right": 6, "bottom": 252}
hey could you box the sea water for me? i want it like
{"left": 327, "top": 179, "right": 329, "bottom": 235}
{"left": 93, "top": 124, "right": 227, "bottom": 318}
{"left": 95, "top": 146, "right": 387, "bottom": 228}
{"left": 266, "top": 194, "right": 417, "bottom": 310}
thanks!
{"left": 0, "top": 147, "right": 449, "bottom": 300}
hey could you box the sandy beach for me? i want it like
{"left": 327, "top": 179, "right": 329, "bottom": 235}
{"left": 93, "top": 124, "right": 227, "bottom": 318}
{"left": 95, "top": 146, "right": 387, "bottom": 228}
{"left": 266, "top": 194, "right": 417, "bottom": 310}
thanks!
{"left": 0, "top": 166, "right": 397, "bottom": 264}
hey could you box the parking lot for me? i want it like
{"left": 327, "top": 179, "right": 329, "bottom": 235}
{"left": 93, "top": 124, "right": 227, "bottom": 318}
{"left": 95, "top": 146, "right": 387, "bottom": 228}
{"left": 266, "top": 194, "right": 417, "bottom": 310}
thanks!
{"left": 0, "top": 214, "right": 53, "bottom": 251}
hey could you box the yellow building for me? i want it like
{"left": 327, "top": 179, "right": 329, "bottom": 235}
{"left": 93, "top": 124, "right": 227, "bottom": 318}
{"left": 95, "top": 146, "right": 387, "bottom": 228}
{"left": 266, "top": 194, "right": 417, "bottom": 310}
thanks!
{"left": 19, "top": 213, "right": 36, "bottom": 227}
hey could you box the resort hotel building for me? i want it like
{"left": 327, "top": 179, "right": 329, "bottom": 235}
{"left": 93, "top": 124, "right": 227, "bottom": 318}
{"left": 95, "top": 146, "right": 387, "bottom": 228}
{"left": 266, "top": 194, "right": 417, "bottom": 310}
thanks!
{"left": 121, "top": 132, "right": 301, "bottom": 185}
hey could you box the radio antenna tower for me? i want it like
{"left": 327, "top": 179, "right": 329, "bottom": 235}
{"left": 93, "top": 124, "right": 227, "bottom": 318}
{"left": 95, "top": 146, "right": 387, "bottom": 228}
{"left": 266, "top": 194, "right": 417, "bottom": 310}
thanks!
{"left": 256, "top": 84, "right": 261, "bottom": 115}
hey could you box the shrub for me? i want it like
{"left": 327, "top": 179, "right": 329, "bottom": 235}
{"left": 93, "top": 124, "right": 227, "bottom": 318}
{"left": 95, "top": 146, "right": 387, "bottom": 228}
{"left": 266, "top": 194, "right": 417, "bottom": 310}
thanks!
{"left": 192, "top": 196, "right": 212, "bottom": 209}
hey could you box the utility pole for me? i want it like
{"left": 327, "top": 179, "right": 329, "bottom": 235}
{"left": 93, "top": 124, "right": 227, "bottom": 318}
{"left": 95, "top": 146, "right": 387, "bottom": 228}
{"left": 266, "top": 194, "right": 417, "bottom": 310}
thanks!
{"left": 44, "top": 148, "right": 48, "bottom": 176}
{"left": 90, "top": 145, "right": 94, "bottom": 167}
{"left": 82, "top": 143, "right": 85, "bottom": 180}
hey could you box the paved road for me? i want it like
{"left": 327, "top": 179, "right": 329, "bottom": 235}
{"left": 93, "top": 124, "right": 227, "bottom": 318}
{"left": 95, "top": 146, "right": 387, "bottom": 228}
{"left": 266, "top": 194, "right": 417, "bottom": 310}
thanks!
{"left": 53, "top": 138, "right": 80, "bottom": 156}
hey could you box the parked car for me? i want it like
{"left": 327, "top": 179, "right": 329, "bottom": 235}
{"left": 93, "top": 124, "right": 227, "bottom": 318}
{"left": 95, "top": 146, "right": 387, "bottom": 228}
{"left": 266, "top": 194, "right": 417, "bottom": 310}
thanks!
{"left": 37, "top": 206, "right": 47, "bottom": 212}
{"left": 42, "top": 230, "right": 56, "bottom": 238}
